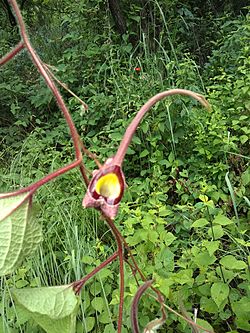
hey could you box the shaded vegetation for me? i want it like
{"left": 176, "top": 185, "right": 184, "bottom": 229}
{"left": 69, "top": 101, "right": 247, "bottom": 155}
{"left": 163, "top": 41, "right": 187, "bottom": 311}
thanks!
{"left": 0, "top": 0, "right": 249, "bottom": 332}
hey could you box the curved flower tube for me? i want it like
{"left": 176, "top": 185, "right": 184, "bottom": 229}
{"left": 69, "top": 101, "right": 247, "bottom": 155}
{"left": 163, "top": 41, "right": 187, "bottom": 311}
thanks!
{"left": 113, "top": 89, "right": 210, "bottom": 167}
{"left": 83, "top": 89, "right": 210, "bottom": 219}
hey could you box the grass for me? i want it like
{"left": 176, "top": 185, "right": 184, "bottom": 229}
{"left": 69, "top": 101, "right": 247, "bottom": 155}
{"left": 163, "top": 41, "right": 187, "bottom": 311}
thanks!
{"left": 0, "top": 134, "right": 118, "bottom": 332}
{"left": 0, "top": 8, "right": 249, "bottom": 330}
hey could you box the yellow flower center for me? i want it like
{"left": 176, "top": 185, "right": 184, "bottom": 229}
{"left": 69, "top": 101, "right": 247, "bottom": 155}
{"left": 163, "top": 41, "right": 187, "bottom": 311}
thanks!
{"left": 95, "top": 173, "right": 121, "bottom": 199}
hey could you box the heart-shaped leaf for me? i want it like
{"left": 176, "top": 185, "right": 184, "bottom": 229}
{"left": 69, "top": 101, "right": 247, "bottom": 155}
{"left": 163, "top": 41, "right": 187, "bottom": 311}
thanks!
{"left": 12, "top": 285, "right": 79, "bottom": 333}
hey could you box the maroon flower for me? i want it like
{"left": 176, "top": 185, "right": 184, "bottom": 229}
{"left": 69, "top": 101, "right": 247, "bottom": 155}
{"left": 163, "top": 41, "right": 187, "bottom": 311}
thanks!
{"left": 83, "top": 89, "right": 210, "bottom": 220}
{"left": 82, "top": 158, "right": 125, "bottom": 219}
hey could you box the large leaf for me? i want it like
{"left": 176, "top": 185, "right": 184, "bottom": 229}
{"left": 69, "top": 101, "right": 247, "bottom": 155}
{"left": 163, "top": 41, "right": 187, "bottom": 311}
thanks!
{"left": 12, "top": 285, "right": 79, "bottom": 333}
{"left": 220, "top": 255, "right": 247, "bottom": 270}
{"left": 0, "top": 193, "right": 42, "bottom": 276}
{"left": 0, "top": 192, "right": 30, "bottom": 220}
{"left": 211, "top": 282, "right": 229, "bottom": 308}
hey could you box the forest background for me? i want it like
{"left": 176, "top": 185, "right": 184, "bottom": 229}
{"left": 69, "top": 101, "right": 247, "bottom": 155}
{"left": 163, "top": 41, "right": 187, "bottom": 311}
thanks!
{"left": 0, "top": 0, "right": 249, "bottom": 332}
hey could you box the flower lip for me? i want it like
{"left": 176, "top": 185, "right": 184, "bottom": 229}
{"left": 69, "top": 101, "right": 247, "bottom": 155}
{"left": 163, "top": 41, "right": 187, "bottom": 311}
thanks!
{"left": 90, "top": 165, "right": 125, "bottom": 205}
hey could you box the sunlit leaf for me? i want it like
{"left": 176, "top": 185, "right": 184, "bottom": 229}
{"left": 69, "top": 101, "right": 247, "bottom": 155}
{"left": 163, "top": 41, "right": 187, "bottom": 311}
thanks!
{"left": 12, "top": 285, "right": 79, "bottom": 333}
{"left": 196, "top": 318, "right": 215, "bottom": 332}
{"left": 0, "top": 193, "right": 42, "bottom": 276}
{"left": 0, "top": 192, "right": 30, "bottom": 221}
{"left": 213, "top": 215, "right": 233, "bottom": 226}
{"left": 220, "top": 255, "right": 247, "bottom": 270}
{"left": 211, "top": 282, "right": 229, "bottom": 308}
{"left": 192, "top": 218, "right": 209, "bottom": 228}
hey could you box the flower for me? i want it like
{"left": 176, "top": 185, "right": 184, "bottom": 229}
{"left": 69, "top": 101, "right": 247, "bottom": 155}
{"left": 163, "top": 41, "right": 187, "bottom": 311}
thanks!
{"left": 134, "top": 67, "right": 141, "bottom": 73}
{"left": 82, "top": 158, "right": 125, "bottom": 219}
{"left": 83, "top": 89, "right": 210, "bottom": 220}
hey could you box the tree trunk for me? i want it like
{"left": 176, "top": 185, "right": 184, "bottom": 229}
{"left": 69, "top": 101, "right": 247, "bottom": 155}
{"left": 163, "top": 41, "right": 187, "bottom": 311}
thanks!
{"left": 108, "top": 0, "right": 127, "bottom": 35}
{"left": 1, "top": 0, "right": 17, "bottom": 27}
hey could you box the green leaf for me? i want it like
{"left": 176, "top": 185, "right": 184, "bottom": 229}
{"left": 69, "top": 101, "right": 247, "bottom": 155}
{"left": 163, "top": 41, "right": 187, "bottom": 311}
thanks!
{"left": 91, "top": 297, "right": 104, "bottom": 313}
{"left": 81, "top": 255, "right": 94, "bottom": 265}
{"left": 159, "top": 248, "right": 174, "bottom": 272}
{"left": 232, "top": 297, "right": 250, "bottom": 330}
{"left": 193, "top": 251, "right": 216, "bottom": 267}
{"left": 220, "top": 255, "right": 247, "bottom": 270}
{"left": 97, "top": 268, "right": 113, "bottom": 281}
{"left": 12, "top": 285, "right": 79, "bottom": 333}
{"left": 15, "top": 304, "right": 31, "bottom": 326}
{"left": 103, "top": 323, "right": 116, "bottom": 333}
{"left": 168, "top": 152, "right": 175, "bottom": 163}
{"left": 203, "top": 240, "right": 220, "bottom": 256}
{"left": 77, "top": 318, "right": 95, "bottom": 333}
{"left": 200, "top": 296, "right": 218, "bottom": 314}
{"left": 160, "top": 232, "right": 176, "bottom": 246}
{"left": 242, "top": 168, "right": 250, "bottom": 185}
{"left": 90, "top": 282, "right": 101, "bottom": 296}
{"left": 240, "top": 134, "right": 248, "bottom": 144}
{"left": 148, "top": 230, "right": 159, "bottom": 243}
{"left": 12, "top": 285, "right": 78, "bottom": 318}
{"left": 99, "top": 310, "right": 111, "bottom": 324}
{"left": 132, "top": 135, "right": 141, "bottom": 145}
{"left": 0, "top": 193, "right": 42, "bottom": 276}
{"left": 211, "top": 282, "right": 229, "bottom": 308}
{"left": 84, "top": 317, "right": 95, "bottom": 332}
{"left": 208, "top": 225, "right": 224, "bottom": 239}
{"left": 139, "top": 149, "right": 149, "bottom": 158}
{"left": 215, "top": 266, "right": 237, "bottom": 283}
{"left": 213, "top": 215, "right": 233, "bottom": 226}
{"left": 172, "top": 269, "right": 194, "bottom": 286}
{"left": 192, "top": 218, "right": 209, "bottom": 228}
{"left": 196, "top": 318, "right": 215, "bottom": 332}
{"left": 0, "top": 192, "right": 29, "bottom": 221}
{"left": 141, "top": 121, "right": 149, "bottom": 134}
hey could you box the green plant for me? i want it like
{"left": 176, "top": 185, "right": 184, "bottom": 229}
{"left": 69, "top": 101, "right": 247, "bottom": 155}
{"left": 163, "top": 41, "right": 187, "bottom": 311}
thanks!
{"left": 1, "top": 1, "right": 249, "bottom": 333}
{"left": 0, "top": 2, "right": 215, "bottom": 333}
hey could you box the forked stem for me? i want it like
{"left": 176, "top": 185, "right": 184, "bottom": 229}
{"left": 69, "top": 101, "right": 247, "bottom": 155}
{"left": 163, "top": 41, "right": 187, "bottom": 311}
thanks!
{"left": 0, "top": 41, "right": 24, "bottom": 65}
{"left": 73, "top": 251, "right": 118, "bottom": 294}
{"left": 1, "top": 4, "right": 213, "bottom": 333}
{"left": 0, "top": 0, "right": 91, "bottom": 199}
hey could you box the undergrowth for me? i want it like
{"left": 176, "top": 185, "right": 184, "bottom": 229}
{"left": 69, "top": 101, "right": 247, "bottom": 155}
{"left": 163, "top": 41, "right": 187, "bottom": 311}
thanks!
{"left": 0, "top": 2, "right": 249, "bottom": 333}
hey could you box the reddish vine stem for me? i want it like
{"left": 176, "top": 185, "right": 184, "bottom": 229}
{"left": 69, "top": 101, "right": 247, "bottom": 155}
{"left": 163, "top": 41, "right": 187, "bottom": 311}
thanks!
{"left": 0, "top": 0, "right": 91, "bottom": 199}
{"left": 79, "top": 163, "right": 90, "bottom": 186}
{"left": 105, "top": 216, "right": 124, "bottom": 333}
{"left": 1, "top": 3, "right": 213, "bottom": 333}
{"left": 9, "top": 0, "right": 81, "bottom": 160}
{"left": 124, "top": 258, "right": 140, "bottom": 287}
{"left": 113, "top": 89, "right": 210, "bottom": 167}
{"left": 118, "top": 228, "right": 167, "bottom": 320}
{"left": 131, "top": 280, "right": 154, "bottom": 333}
{"left": 78, "top": 136, "right": 102, "bottom": 169}
{"left": 119, "top": 233, "right": 147, "bottom": 282}
{"left": 0, "top": 159, "right": 82, "bottom": 199}
{"left": 73, "top": 251, "right": 118, "bottom": 294}
{"left": 0, "top": 41, "right": 24, "bottom": 66}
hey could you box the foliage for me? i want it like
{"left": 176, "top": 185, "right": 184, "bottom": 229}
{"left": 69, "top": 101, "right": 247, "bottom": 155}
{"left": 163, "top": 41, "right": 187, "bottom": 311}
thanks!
{"left": 0, "top": 1, "right": 249, "bottom": 333}
{"left": 12, "top": 285, "right": 79, "bottom": 333}
{"left": 0, "top": 193, "right": 42, "bottom": 276}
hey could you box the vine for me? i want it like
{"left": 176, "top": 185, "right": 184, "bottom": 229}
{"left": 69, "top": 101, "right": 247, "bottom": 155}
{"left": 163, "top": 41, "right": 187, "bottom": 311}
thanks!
{"left": 0, "top": 1, "right": 212, "bottom": 332}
